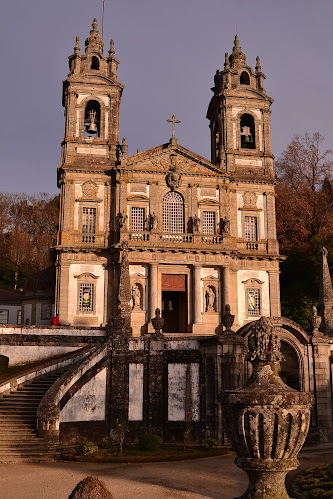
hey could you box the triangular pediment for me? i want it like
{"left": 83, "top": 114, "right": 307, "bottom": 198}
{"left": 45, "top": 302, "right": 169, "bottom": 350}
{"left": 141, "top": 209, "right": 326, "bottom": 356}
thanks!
{"left": 120, "top": 143, "right": 228, "bottom": 178}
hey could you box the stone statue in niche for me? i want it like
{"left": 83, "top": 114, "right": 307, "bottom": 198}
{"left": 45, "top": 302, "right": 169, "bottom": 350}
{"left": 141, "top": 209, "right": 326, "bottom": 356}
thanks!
{"left": 131, "top": 283, "right": 141, "bottom": 309}
{"left": 150, "top": 212, "right": 158, "bottom": 230}
{"left": 117, "top": 211, "right": 128, "bottom": 230}
{"left": 311, "top": 305, "right": 322, "bottom": 335}
{"left": 192, "top": 215, "right": 200, "bottom": 233}
{"left": 205, "top": 286, "right": 216, "bottom": 312}
{"left": 221, "top": 216, "right": 230, "bottom": 234}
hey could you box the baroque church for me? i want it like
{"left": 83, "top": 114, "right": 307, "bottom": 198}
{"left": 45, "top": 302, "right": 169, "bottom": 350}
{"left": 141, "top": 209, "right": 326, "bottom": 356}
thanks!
{"left": 0, "top": 20, "right": 333, "bottom": 454}
{"left": 55, "top": 19, "right": 280, "bottom": 335}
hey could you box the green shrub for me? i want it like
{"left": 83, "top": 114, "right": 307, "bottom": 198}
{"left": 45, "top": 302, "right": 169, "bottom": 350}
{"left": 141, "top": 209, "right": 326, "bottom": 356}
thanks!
{"left": 82, "top": 441, "right": 98, "bottom": 455}
{"left": 68, "top": 476, "right": 114, "bottom": 499}
{"left": 100, "top": 436, "right": 113, "bottom": 449}
{"left": 138, "top": 433, "right": 162, "bottom": 452}
{"left": 202, "top": 438, "right": 218, "bottom": 449}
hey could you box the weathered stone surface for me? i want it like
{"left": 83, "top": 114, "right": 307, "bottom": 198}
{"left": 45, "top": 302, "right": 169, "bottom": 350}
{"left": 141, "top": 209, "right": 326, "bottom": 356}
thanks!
{"left": 222, "top": 317, "right": 313, "bottom": 498}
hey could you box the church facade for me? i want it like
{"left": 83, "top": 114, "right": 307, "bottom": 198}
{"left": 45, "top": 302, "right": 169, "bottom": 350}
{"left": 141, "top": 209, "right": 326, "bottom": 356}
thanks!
{"left": 1, "top": 20, "right": 333, "bottom": 454}
{"left": 55, "top": 20, "right": 281, "bottom": 336}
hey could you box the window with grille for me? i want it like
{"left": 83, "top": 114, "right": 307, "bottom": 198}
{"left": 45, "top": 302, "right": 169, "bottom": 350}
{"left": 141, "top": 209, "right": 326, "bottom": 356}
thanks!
{"left": 79, "top": 283, "right": 94, "bottom": 312}
{"left": 202, "top": 211, "right": 216, "bottom": 235}
{"left": 41, "top": 303, "right": 51, "bottom": 320}
{"left": 0, "top": 310, "right": 8, "bottom": 324}
{"left": 247, "top": 288, "right": 260, "bottom": 315}
{"left": 82, "top": 207, "right": 96, "bottom": 234}
{"left": 245, "top": 216, "right": 257, "bottom": 241}
{"left": 131, "top": 207, "right": 145, "bottom": 231}
{"left": 163, "top": 192, "right": 184, "bottom": 233}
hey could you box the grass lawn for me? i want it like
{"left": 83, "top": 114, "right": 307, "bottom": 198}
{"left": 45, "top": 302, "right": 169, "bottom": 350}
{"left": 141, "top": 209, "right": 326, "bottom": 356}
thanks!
{"left": 294, "top": 462, "right": 333, "bottom": 498}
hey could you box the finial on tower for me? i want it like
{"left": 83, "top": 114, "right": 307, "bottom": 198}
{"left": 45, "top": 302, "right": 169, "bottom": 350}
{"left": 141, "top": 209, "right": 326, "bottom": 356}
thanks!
{"left": 85, "top": 18, "right": 104, "bottom": 53}
{"left": 224, "top": 52, "right": 230, "bottom": 70}
{"left": 74, "top": 36, "right": 80, "bottom": 55}
{"left": 255, "top": 56, "right": 262, "bottom": 73}
{"left": 229, "top": 35, "right": 246, "bottom": 67}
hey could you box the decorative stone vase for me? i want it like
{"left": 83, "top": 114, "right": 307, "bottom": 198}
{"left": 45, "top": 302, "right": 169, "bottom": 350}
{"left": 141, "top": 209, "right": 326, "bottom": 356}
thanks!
{"left": 221, "top": 317, "right": 313, "bottom": 499}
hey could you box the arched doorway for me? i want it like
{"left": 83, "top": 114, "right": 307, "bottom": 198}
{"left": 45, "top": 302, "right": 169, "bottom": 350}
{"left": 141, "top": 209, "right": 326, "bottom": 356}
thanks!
{"left": 280, "top": 341, "right": 300, "bottom": 390}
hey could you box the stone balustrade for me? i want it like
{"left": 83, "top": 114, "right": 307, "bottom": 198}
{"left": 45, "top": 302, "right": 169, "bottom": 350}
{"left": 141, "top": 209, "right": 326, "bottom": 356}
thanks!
{"left": 37, "top": 341, "right": 109, "bottom": 441}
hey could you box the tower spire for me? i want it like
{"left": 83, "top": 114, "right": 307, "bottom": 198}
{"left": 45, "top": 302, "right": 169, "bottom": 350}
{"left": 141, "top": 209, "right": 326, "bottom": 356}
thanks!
{"left": 85, "top": 18, "right": 104, "bottom": 54}
{"left": 229, "top": 34, "right": 246, "bottom": 67}
{"left": 318, "top": 247, "right": 333, "bottom": 334}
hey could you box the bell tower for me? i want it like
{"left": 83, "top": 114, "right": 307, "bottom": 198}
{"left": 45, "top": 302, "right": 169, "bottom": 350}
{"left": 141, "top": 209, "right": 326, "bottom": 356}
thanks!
{"left": 207, "top": 36, "right": 274, "bottom": 179}
{"left": 55, "top": 20, "right": 124, "bottom": 326}
{"left": 60, "top": 18, "right": 123, "bottom": 169}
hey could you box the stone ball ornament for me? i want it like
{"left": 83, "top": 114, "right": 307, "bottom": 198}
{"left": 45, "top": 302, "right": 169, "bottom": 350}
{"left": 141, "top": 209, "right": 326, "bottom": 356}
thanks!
{"left": 221, "top": 316, "right": 314, "bottom": 499}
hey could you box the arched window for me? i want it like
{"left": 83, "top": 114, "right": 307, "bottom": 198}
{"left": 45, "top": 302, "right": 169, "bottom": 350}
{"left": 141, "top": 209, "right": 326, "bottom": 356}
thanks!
{"left": 84, "top": 100, "right": 101, "bottom": 137}
{"left": 163, "top": 192, "right": 184, "bottom": 233}
{"left": 91, "top": 56, "right": 99, "bottom": 70}
{"left": 240, "top": 71, "right": 250, "bottom": 85}
{"left": 240, "top": 113, "right": 255, "bottom": 149}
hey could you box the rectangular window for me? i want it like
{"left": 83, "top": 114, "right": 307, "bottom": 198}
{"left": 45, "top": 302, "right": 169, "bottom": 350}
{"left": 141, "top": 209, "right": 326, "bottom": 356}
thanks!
{"left": 245, "top": 216, "right": 257, "bottom": 241}
{"left": 82, "top": 207, "right": 96, "bottom": 234}
{"left": 131, "top": 207, "right": 145, "bottom": 231}
{"left": 41, "top": 303, "right": 51, "bottom": 320}
{"left": 17, "top": 310, "right": 22, "bottom": 325}
{"left": 247, "top": 288, "right": 260, "bottom": 316}
{"left": 0, "top": 310, "right": 9, "bottom": 324}
{"left": 79, "top": 283, "right": 94, "bottom": 312}
{"left": 202, "top": 211, "right": 216, "bottom": 235}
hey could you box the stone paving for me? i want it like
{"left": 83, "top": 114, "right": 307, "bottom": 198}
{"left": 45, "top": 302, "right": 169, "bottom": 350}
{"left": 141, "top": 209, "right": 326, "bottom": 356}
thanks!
{"left": 1, "top": 447, "right": 333, "bottom": 499}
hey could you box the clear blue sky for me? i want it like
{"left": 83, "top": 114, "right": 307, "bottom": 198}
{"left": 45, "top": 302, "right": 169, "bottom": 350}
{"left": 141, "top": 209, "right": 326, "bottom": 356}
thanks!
{"left": 1, "top": 0, "right": 332, "bottom": 193}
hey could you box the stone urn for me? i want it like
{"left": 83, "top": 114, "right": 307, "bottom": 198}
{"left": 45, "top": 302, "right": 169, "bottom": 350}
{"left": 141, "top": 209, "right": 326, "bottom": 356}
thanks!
{"left": 221, "top": 317, "right": 313, "bottom": 499}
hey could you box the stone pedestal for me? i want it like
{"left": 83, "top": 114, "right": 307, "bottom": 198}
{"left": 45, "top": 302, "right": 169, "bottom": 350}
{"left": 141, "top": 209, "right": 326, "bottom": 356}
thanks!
{"left": 221, "top": 317, "right": 313, "bottom": 499}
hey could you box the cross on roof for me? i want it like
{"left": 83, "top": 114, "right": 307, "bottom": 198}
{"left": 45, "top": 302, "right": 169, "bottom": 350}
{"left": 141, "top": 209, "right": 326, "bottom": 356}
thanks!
{"left": 166, "top": 115, "right": 181, "bottom": 140}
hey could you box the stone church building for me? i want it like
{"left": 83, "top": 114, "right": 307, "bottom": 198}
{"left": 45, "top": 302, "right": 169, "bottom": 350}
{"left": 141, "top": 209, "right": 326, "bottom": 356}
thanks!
{"left": 0, "top": 20, "right": 333, "bottom": 456}
{"left": 55, "top": 20, "right": 280, "bottom": 335}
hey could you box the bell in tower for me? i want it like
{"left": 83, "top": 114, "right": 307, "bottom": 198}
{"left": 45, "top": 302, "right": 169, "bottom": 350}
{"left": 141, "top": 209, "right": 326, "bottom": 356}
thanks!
{"left": 206, "top": 35, "right": 274, "bottom": 178}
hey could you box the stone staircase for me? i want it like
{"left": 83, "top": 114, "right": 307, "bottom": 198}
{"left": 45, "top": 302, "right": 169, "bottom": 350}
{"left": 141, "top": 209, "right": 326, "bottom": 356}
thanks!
{"left": 0, "top": 369, "right": 66, "bottom": 462}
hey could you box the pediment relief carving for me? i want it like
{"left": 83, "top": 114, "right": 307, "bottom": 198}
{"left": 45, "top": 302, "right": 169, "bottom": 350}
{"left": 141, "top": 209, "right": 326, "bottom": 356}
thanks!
{"left": 130, "top": 272, "right": 147, "bottom": 280}
{"left": 242, "top": 278, "right": 264, "bottom": 285}
{"left": 199, "top": 198, "right": 219, "bottom": 205}
{"left": 201, "top": 275, "right": 219, "bottom": 281}
{"left": 74, "top": 273, "right": 99, "bottom": 280}
{"left": 125, "top": 149, "right": 222, "bottom": 177}
{"left": 127, "top": 194, "right": 149, "bottom": 201}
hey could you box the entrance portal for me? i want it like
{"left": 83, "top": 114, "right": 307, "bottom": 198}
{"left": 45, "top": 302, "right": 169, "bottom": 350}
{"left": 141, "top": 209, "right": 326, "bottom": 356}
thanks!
{"left": 161, "top": 274, "right": 187, "bottom": 333}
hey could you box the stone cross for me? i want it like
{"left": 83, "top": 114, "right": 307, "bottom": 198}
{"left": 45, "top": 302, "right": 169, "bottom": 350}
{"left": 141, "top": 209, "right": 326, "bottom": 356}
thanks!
{"left": 166, "top": 115, "right": 181, "bottom": 139}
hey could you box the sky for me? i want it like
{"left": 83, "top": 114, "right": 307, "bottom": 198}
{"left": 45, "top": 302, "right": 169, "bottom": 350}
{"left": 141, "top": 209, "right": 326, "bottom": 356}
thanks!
{"left": 1, "top": 0, "right": 332, "bottom": 194}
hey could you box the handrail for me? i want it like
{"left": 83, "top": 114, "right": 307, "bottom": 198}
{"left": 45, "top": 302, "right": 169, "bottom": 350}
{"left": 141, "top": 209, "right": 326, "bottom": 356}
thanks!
{"left": 0, "top": 347, "right": 91, "bottom": 396}
{"left": 37, "top": 341, "right": 109, "bottom": 440}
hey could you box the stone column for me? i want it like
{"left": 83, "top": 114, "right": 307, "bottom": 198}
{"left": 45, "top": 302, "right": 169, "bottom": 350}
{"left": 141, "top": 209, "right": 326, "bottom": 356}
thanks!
{"left": 192, "top": 264, "right": 202, "bottom": 325}
{"left": 222, "top": 266, "right": 231, "bottom": 309}
{"left": 268, "top": 269, "right": 281, "bottom": 316}
{"left": 149, "top": 263, "right": 158, "bottom": 323}
{"left": 58, "top": 263, "right": 70, "bottom": 324}
{"left": 265, "top": 192, "right": 279, "bottom": 254}
{"left": 312, "top": 339, "right": 332, "bottom": 427}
